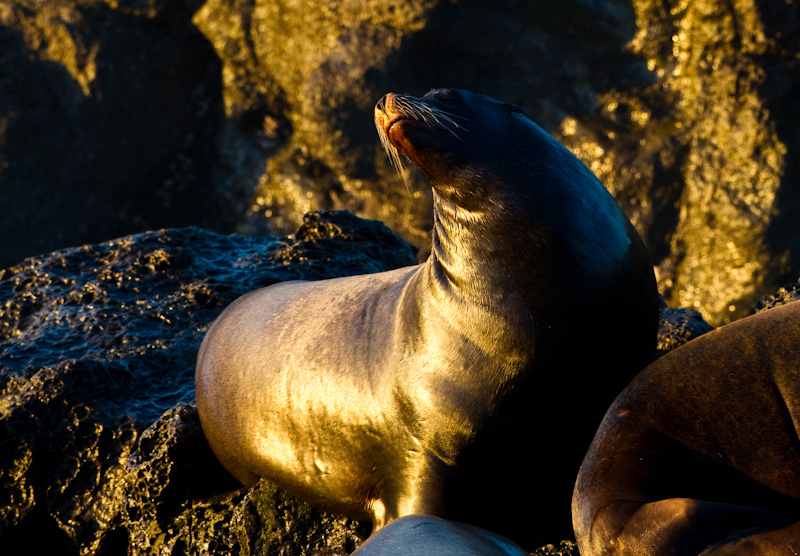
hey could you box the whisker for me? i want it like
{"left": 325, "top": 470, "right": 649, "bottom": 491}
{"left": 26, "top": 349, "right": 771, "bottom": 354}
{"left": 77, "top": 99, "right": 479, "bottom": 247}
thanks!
{"left": 402, "top": 98, "right": 469, "bottom": 141}
{"left": 375, "top": 106, "right": 413, "bottom": 198}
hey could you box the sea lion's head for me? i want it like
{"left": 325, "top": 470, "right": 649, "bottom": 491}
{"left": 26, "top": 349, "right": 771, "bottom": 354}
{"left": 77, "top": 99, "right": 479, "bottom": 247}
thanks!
{"left": 375, "top": 88, "right": 632, "bottom": 274}
{"left": 375, "top": 88, "right": 569, "bottom": 211}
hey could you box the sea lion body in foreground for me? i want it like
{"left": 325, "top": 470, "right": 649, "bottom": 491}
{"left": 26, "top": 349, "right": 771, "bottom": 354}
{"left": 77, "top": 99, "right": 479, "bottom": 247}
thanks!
{"left": 196, "top": 88, "right": 659, "bottom": 547}
{"left": 350, "top": 515, "right": 529, "bottom": 556}
{"left": 573, "top": 300, "right": 800, "bottom": 556}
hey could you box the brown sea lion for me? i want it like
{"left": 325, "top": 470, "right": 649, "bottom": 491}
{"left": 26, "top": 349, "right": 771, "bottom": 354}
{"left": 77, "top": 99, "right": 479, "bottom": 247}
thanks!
{"left": 195, "top": 88, "right": 658, "bottom": 547}
{"left": 573, "top": 300, "right": 800, "bottom": 555}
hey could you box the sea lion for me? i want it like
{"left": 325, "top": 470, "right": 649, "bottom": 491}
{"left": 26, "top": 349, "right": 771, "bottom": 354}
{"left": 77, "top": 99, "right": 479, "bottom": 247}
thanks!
{"left": 572, "top": 300, "right": 800, "bottom": 556}
{"left": 350, "top": 515, "right": 529, "bottom": 556}
{"left": 195, "top": 88, "right": 659, "bottom": 547}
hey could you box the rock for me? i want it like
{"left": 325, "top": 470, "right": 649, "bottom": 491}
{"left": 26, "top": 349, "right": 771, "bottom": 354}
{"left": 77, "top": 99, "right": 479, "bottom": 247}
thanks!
{"left": 754, "top": 279, "right": 800, "bottom": 313}
{"left": 531, "top": 541, "right": 579, "bottom": 556}
{"left": 123, "top": 403, "right": 368, "bottom": 556}
{"left": 655, "top": 296, "right": 714, "bottom": 358}
{"left": 0, "top": 0, "right": 227, "bottom": 268}
{"left": 0, "top": 210, "right": 413, "bottom": 555}
{"left": 557, "top": 0, "right": 800, "bottom": 324}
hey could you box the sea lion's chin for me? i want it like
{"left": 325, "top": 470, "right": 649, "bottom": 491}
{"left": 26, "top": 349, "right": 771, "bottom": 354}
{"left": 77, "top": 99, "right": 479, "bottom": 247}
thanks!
{"left": 384, "top": 121, "right": 416, "bottom": 158}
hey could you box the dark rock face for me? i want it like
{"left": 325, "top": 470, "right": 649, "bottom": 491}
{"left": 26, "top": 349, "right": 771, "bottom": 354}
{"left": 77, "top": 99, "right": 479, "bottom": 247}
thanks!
{"left": 5, "top": 1, "right": 800, "bottom": 324}
{"left": 655, "top": 297, "right": 714, "bottom": 358}
{"left": 753, "top": 279, "right": 800, "bottom": 313}
{"left": 564, "top": 0, "right": 800, "bottom": 325}
{"left": 0, "top": 0, "right": 228, "bottom": 268}
{"left": 0, "top": 211, "right": 414, "bottom": 555}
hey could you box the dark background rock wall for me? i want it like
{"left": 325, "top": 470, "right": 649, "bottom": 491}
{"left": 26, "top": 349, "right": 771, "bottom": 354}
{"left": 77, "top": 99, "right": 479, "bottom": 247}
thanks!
{"left": 2, "top": 0, "right": 799, "bottom": 324}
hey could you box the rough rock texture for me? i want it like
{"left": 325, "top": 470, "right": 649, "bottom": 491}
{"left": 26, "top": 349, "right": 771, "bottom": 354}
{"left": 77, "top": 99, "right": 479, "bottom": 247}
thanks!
{"left": 654, "top": 297, "right": 714, "bottom": 358}
{"left": 0, "top": 0, "right": 229, "bottom": 268}
{"left": 4, "top": 1, "right": 800, "bottom": 324}
{"left": 754, "top": 279, "right": 800, "bottom": 313}
{"left": 0, "top": 211, "right": 414, "bottom": 555}
{"left": 560, "top": 0, "right": 800, "bottom": 325}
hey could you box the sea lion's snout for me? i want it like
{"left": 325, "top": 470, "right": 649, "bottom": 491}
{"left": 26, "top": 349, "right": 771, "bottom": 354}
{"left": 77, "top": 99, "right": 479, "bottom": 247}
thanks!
{"left": 374, "top": 90, "right": 468, "bottom": 176}
{"left": 375, "top": 93, "right": 422, "bottom": 140}
{"left": 373, "top": 93, "right": 396, "bottom": 134}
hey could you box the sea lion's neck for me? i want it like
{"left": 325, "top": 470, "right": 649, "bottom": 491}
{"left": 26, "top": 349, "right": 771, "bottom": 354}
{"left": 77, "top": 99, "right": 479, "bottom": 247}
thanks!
{"left": 426, "top": 192, "right": 541, "bottom": 310}
{"left": 416, "top": 195, "right": 539, "bottom": 370}
{"left": 428, "top": 197, "right": 478, "bottom": 295}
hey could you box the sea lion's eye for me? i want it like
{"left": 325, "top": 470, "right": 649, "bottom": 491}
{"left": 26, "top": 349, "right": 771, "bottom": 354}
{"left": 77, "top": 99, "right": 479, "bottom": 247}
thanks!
{"left": 425, "top": 88, "right": 459, "bottom": 102}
